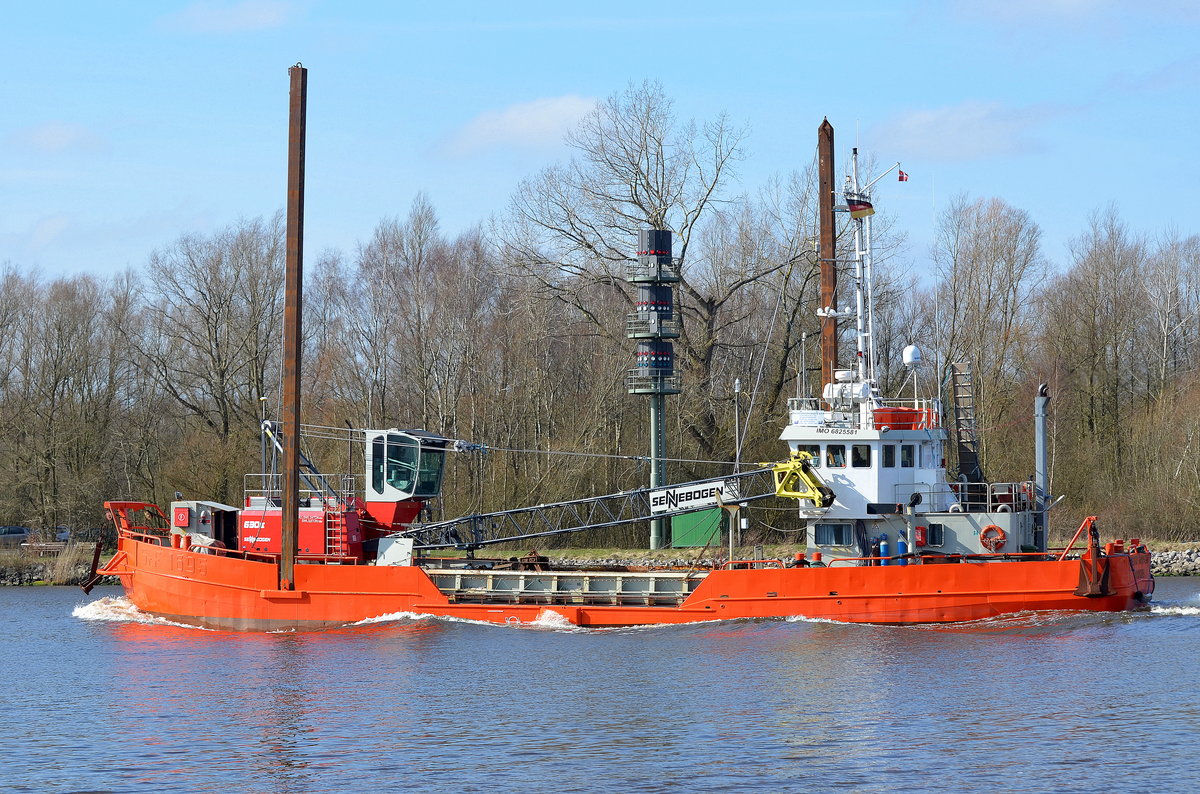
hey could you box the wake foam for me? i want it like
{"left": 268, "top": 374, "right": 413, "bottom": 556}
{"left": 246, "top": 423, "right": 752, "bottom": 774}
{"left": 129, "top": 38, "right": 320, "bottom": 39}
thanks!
{"left": 353, "top": 609, "right": 581, "bottom": 630}
{"left": 72, "top": 596, "right": 207, "bottom": 629}
{"left": 351, "top": 611, "right": 490, "bottom": 628}
{"left": 785, "top": 614, "right": 852, "bottom": 625}
{"left": 529, "top": 609, "right": 580, "bottom": 631}
{"left": 1150, "top": 604, "right": 1200, "bottom": 617}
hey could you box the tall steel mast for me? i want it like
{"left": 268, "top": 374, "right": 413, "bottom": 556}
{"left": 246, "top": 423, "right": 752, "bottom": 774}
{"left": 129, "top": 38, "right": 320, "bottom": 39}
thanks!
{"left": 817, "top": 120, "right": 838, "bottom": 396}
{"left": 280, "top": 63, "right": 306, "bottom": 590}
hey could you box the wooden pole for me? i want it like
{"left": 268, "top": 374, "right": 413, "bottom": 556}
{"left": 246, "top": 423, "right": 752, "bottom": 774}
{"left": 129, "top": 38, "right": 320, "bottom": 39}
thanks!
{"left": 280, "top": 64, "right": 306, "bottom": 590}
{"left": 817, "top": 119, "right": 838, "bottom": 397}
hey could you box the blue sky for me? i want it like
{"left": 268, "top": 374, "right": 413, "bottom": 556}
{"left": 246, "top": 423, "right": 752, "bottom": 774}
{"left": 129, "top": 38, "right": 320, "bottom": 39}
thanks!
{"left": 3, "top": 0, "right": 1198, "bottom": 278}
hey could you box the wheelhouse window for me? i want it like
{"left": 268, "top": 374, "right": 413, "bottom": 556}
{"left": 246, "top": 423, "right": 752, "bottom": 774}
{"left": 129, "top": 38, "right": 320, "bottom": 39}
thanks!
{"left": 413, "top": 446, "right": 445, "bottom": 498}
{"left": 815, "top": 522, "right": 852, "bottom": 545}
{"left": 826, "top": 444, "right": 846, "bottom": 468}
{"left": 882, "top": 444, "right": 896, "bottom": 468}
{"left": 798, "top": 444, "right": 821, "bottom": 467}
{"left": 385, "top": 434, "right": 420, "bottom": 493}
{"left": 370, "top": 435, "right": 385, "bottom": 494}
{"left": 852, "top": 444, "right": 871, "bottom": 468}
{"left": 900, "top": 444, "right": 915, "bottom": 468}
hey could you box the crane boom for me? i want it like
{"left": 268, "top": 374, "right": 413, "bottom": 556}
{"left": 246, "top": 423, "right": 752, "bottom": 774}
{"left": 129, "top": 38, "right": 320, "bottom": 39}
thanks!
{"left": 399, "top": 453, "right": 832, "bottom": 550}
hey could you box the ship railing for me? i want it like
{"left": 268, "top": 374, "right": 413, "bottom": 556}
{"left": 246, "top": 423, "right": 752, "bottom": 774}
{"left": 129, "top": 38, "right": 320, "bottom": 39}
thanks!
{"left": 824, "top": 551, "right": 1055, "bottom": 567}
{"left": 785, "top": 397, "right": 943, "bottom": 430}
{"left": 104, "top": 501, "right": 170, "bottom": 543}
{"left": 720, "top": 558, "right": 785, "bottom": 570}
{"left": 243, "top": 473, "right": 360, "bottom": 509}
{"left": 115, "top": 526, "right": 367, "bottom": 566}
{"left": 946, "top": 480, "right": 1036, "bottom": 513}
{"left": 872, "top": 398, "right": 941, "bottom": 429}
{"left": 890, "top": 479, "right": 1036, "bottom": 513}
{"left": 785, "top": 398, "right": 858, "bottom": 428}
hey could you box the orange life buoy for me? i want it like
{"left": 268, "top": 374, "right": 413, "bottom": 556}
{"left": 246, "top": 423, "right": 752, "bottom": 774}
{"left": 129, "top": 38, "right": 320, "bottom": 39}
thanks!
{"left": 980, "top": 525, "right": 1007, "bottom": 552}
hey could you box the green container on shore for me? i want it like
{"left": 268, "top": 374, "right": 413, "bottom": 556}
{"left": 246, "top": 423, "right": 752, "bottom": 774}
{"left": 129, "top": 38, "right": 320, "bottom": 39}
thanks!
{"left": 672, "top": 508, "right": 725, "bottom": 548}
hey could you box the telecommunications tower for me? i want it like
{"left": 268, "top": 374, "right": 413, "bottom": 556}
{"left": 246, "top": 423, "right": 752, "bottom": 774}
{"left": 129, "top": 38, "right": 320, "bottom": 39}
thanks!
{"left": 625, "top": 229, "right": 681, "bottom": 549}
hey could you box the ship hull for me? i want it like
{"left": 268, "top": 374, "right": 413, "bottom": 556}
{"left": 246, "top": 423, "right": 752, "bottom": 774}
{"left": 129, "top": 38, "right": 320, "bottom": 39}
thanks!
{"left": 102, "top": 535, "right": 1154, "bottom": 631}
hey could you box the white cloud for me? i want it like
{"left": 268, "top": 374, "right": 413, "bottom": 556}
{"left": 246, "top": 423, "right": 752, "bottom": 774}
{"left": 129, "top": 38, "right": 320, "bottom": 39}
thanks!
{"left": 870, "top": 101, "right": 1063, "bottom": 161}
{"left": 160, "top": 0, "right": 296, "bottom": 34}
{"left": 8, "top": 122, "right": 104, "bottom": 154}
{"left": 443, "top": 95, "right": 597, "bottom": 157}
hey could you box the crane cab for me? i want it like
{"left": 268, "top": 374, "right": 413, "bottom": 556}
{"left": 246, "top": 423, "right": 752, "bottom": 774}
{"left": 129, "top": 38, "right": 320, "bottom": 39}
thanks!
{"left": 362, "top": 430, "right": 448, "bottom": 528}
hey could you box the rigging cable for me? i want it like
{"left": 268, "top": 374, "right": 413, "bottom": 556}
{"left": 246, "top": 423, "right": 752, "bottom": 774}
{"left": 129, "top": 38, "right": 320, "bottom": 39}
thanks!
{"left": 738, "top": 254, "right": 796, "bottom": 455}
{"left": 291, "top": 422, "right": 751, "bottom": 468}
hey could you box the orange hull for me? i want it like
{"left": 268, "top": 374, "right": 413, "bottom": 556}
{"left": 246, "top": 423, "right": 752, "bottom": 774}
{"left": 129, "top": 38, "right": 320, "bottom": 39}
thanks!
{"left": 101, "top": 535, "right": 1155, "bottom": 631}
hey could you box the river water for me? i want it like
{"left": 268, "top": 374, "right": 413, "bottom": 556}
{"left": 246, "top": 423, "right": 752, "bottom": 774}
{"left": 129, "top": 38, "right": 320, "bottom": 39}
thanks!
{"left": 2, "top": 580, "right": 1198, "bottom": 792}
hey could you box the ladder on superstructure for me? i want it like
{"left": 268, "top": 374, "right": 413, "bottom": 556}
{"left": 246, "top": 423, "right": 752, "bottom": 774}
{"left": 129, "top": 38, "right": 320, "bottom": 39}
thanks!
{"left": 325, "top": 512, "right": 348, "bottom": 558}
{"left": 950, "top": 362, "right": 986, "bottom": 485}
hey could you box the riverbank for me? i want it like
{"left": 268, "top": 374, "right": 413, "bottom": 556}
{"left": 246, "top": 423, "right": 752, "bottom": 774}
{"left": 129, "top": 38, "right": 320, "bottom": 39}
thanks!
{"left": 0, "top": 549, "right": 116, "bottom": 587}
{"left": 1146, "top": 548, "right": 1200, "bottom": 576}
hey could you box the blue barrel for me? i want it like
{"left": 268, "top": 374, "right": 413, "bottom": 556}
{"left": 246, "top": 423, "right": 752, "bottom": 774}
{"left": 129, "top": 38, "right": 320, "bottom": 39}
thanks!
{"left": 878, "top": 535, "right": 890, "bottom": 566}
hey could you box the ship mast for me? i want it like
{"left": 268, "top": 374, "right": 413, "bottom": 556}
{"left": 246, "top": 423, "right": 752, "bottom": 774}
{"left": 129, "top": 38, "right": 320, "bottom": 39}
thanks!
{"left": 848, "top": 150, "right": 901, "bottom": 390}
{"left": 280, "top": 63, "right": 306, "bottom": 590}
{"left": 849, "top": 149, "right": 868, "bottom": 385}
{"left": 817, "top": 120, "right": 838, "bottom": 395}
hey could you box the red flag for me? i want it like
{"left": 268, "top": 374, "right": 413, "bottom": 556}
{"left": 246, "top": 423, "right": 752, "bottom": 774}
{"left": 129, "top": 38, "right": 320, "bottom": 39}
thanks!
{"left": 898, "top": 169, "right": 909, "bottom": 182}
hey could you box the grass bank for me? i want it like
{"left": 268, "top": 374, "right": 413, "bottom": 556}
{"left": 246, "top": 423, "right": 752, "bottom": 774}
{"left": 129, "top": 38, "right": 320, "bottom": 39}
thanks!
{"left": 0, "top": 542, "right": 105, "bottom": 586}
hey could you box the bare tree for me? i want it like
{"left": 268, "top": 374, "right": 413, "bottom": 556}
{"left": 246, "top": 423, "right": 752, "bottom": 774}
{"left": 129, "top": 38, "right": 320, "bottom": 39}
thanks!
{"left": 930, "top": 194, "right": 1047, "bottom": 472}
{"left": 135, "top": 215, "right": 285, "bottom": 501}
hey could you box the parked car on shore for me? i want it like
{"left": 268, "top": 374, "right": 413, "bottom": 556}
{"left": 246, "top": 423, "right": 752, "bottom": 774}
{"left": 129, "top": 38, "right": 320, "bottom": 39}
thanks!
{"left": 0, "top": 526, "right": 31, "bottom": 548}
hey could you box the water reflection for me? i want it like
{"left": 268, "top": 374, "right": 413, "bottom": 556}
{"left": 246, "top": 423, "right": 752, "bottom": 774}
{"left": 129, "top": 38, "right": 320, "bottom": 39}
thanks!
{"left": 4, "top": 584, "right": 1199, "bottom": 791}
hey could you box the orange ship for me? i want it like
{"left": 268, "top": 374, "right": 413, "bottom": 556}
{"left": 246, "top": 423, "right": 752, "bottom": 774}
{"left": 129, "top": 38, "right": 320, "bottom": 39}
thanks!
{"left": 98, "top": 498, "right": 1151, "bottom": 631}
{"left": 91, "top": 72, "right": 1153, "bottom": 630}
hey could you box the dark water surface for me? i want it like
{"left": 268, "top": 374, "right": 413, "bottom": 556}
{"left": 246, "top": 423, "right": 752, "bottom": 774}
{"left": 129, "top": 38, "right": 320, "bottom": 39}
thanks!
{"left": 2, "top": 580, "right": 1198, "bottom": 792}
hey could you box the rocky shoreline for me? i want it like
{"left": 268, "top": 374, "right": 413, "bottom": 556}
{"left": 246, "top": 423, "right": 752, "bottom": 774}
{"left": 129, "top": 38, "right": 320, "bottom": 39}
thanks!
{"left": 1148, "top": 549, "right": 1200, "bottom": 577}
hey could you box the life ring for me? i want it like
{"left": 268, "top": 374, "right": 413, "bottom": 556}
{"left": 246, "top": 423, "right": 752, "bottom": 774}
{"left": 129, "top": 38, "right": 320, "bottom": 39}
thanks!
{"left": 980, "top": 525, "right": 1007, "bottom": 552}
